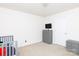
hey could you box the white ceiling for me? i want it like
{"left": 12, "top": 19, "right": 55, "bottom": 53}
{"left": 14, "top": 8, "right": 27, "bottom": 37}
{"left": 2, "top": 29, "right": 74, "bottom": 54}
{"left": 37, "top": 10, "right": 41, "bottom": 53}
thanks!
{"left": 0, "top": 3, "right": 79, "bottom": 17}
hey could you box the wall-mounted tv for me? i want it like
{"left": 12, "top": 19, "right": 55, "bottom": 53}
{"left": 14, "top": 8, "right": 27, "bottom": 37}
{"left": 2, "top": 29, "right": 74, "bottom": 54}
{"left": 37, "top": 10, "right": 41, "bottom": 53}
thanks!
{"left": 45, "top": 23, "right": 52, "bottom": 29}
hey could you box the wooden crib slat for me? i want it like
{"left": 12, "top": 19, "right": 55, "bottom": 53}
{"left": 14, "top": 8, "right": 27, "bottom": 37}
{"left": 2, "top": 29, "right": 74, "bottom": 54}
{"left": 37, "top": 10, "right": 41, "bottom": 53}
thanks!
{"left": 6, "top": 43, "right": 7, "bottom": 56}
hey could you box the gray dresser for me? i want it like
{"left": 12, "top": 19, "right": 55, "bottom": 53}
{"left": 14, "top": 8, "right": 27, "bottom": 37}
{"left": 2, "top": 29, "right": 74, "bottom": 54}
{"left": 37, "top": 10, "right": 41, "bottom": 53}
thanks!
{"left": 42, "top": 30, "right": 53, "bottom": 44}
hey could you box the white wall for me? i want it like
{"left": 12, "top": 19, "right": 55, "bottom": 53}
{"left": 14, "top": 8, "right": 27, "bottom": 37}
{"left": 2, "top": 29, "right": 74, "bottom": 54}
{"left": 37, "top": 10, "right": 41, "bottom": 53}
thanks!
{"left": 0, "top": 7, "right": 44, "bottom": 47}
{"left": 46, "top": 8, "right": 79, "bottom": 46}
{"left": 1, "top": 6, "right": 79, "bottom": 48}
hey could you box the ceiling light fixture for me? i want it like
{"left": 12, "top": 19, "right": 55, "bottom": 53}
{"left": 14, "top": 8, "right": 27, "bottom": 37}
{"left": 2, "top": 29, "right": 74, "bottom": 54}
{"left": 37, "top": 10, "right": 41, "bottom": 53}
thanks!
{"left": 42, "top": 3, "right": 48, "bottom": 7}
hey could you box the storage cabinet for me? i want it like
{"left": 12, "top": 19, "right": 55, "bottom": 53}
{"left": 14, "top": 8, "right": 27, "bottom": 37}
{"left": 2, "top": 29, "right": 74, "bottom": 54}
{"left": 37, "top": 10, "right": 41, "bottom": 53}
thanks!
{"left": 42, "top": 30, "right": 53, "bottom": 44}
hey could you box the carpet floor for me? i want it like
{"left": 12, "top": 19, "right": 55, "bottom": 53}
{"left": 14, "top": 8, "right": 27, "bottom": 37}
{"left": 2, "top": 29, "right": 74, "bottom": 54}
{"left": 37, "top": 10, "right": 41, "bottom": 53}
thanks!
{"left": 18, "top": 42, "right": 77, "bottom": 56}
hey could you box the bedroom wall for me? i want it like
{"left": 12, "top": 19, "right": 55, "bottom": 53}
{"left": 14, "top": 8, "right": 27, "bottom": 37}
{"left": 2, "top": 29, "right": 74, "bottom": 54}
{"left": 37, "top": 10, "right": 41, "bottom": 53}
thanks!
{"left": 0, "top": 7, "right": 44, "bottom": 47}
{"left": 46, "top": 8, "right": 79, "bottom": 46}
{"left": 1, "top": 6, "right": 79, "bottom": 47}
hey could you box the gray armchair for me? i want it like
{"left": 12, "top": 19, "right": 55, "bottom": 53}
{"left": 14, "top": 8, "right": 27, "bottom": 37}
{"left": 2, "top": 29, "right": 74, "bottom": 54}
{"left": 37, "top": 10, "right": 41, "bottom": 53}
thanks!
{"left": 66, "top": 40, "right": 79, "bottom": 54}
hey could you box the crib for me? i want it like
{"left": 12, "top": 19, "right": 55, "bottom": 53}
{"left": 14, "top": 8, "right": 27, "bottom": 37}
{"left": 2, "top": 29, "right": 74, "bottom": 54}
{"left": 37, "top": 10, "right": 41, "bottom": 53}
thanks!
{"left": 0, "top": 35, "right": 18, "bottom": 56}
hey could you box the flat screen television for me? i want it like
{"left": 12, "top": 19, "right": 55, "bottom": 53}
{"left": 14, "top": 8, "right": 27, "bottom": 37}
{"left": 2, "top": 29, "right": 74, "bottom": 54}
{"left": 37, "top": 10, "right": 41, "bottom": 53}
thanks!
{"left": 45, "top": 23, "right": 52, "bottom": 29}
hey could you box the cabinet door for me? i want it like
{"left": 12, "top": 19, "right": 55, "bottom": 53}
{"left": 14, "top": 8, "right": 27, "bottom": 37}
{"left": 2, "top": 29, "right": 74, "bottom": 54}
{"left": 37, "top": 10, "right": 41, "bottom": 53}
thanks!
{"left": 43, "top": 30, "right": 52, "bottom": 44}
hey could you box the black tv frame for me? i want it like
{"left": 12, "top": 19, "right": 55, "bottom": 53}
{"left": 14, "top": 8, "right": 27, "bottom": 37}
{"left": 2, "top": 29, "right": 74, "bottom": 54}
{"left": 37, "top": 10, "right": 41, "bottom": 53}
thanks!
{"left": 45, "top": 23, "right": 52, "bottom": 29}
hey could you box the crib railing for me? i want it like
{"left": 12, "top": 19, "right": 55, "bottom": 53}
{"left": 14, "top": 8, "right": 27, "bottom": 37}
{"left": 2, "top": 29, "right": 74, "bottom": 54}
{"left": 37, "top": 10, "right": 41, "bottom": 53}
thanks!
{"left": 0, "top": 36, "right": 18, "bottom": 56}
{"left": 0, "top": 36, "right": 14, "bottom": 42}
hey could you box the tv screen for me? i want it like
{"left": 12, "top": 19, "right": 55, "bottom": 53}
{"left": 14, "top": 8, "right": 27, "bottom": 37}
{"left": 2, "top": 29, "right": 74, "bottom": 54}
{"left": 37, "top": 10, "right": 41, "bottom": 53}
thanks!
{"left": 45, "top": 23, "right": 52, "bottom": 29}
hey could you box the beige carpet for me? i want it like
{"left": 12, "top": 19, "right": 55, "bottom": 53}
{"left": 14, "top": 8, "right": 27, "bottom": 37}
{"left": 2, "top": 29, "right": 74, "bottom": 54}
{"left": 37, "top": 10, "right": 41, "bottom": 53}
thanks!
{"left": 18, "top": 42, "right": 77, "bottom": 56}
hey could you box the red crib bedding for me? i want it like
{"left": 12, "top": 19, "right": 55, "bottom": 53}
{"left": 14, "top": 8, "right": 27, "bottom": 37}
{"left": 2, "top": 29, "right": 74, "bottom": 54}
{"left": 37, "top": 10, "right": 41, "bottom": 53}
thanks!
{"left": 0, "top": 47, "right": 6, "bottom": 56}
